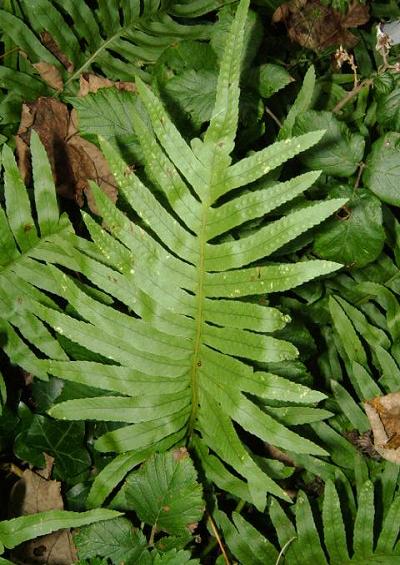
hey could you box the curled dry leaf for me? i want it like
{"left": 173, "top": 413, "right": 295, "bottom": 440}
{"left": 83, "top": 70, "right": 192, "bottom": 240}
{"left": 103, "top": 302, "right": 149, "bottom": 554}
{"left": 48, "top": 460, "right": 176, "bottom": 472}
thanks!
{"left": 16, "top": 97, "right": 117, "bottom": 213}
{"left": 8, "top": 461, "right": 77, "bottom": 564}
{"left": 272, "top": 0, "right": 369, "bottom": 51}
{"left": 78, "top": 72, "right": 136, "bottom": 96}
{"left": 364, "top": 392, "right": 400, "bottom": 464}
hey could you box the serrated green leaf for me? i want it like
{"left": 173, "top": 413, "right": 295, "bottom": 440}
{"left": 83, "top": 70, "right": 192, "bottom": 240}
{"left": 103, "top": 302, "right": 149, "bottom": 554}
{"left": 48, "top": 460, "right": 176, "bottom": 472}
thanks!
{"left": 111, "top": 451, "right": 204, "bottom": 535}
{"left": 74, "top": 517, "right": 150, "bottom": 564}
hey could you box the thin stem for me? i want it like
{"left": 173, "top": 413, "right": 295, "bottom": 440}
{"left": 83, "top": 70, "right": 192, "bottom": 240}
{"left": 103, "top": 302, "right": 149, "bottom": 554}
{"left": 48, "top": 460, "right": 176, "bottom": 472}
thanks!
{"left": 265, "top": 106, "right": 283, "bottom": 129}
{"left": 148, "top": 525, "right": 157, "bottom": 546}
{"left": 354, "top": 162, "right": 365, "bottom": 190}
{"left": 332, "top": 79, "right": 373, "bottom": 114}
{"left": 275, "top": 536, "right": 296, "bottom": 565}
{"left": 208, "top": 513, "right": 231, "bottom": 565}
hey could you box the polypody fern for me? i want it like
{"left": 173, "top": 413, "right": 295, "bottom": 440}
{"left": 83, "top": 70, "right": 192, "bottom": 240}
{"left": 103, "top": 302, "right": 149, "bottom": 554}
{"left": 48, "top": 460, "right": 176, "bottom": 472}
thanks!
{"left": 0, "top": 0, "right": 346, "bottom": 511}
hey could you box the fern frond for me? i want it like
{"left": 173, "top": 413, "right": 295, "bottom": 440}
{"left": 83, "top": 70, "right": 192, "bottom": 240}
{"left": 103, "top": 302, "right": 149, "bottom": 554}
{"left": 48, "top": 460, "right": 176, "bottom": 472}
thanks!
{"left": 0, "top": 0, "right": 230, "bottom": 93}
{"left": 0, "top": 0, "right": 345, "bottom": 509}
{"left": 0, "top": 131, "right": 73, "bottom": 378}
{"left": 218, "top": 471, "right": 400, "bottom": 564}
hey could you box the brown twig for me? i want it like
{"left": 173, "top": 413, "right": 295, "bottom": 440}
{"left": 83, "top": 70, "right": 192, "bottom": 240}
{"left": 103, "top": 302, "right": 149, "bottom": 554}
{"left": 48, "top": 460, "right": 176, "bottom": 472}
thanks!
{"left": 354, "top": 162, "right": 365, "bottom": 189}
{"left": 208, "top": 513, "right": 231, "bottom": 565}
{"left": 332, "top": 78, "right": 373, "bottom": 114}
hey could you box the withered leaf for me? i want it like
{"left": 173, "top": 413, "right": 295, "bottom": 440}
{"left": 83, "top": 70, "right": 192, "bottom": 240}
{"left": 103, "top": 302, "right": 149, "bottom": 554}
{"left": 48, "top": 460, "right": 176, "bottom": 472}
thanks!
{"left": 365, "top": 392, "right": 400, "bottom": 464}
{"left": 33, "top": 62, "right": 64, "bottom": 91}
{"left": 40, "top": 31, "right": 74, "bottom": 72}
{"left": 79, "top": 72, "right": 136, "bottom": 96}
{"left": 16, "top": 97, "right": 117, "bottom": 213}
{"left": 8, "top": 465, "right": 77, "bottom": 564}
{"left": 272, "top": 0, "right": 369, "bottom": 51}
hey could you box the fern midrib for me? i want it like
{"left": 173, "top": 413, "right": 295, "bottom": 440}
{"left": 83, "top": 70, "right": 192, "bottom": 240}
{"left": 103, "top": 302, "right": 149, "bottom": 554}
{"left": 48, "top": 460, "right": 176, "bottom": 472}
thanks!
{"left": 188, "top": 201, "right": 209, "bottom": 436}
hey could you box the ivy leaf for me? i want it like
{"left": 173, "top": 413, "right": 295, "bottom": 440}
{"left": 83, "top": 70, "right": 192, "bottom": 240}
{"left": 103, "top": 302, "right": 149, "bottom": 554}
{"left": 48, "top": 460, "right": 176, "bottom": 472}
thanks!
{"left": 164, "top": 69, "right": 218, "bottom": 127}
{"left": 111, "top": 450, "right": 204, "bottom": 535}
{"left": 74, "top": 517, "right": 151, "bottom": 564}
{"left": 363, "top": 132, "right": 400, "bottom": 206}
{"left": 313, "top": 185, "right": 385, "bottom": 268}
{"left": 294, "top": 110, "right": 365, "bottom": 177}
{"left": 13, "top": 415, "right": 91, "bottom": 483}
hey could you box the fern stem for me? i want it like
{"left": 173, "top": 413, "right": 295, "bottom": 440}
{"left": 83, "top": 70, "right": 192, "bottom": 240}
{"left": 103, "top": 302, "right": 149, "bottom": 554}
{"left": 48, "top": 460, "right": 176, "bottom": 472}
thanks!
{"left": 64, "top": 27, "right": 130, "bottom": 87}
{"left": 188, "top": 202, "right": 208, "bottom": 436}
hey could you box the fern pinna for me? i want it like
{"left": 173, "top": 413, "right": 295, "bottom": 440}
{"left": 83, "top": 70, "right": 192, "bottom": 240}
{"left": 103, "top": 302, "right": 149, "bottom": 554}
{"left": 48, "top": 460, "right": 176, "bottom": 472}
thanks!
{"left": 0, "top": 0, "right": 346, "bottom": 510}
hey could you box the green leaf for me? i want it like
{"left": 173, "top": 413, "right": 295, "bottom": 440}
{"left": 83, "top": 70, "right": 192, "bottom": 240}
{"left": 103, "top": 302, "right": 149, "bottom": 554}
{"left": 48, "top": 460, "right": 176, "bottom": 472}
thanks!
{"left": 111, "top": 451, "right": 204, "bottom": 535}
{"left": 215, "top": 510, "right": 279, "bottom": 564}
{"left": 279, "top": 65, "right": 315, "bottom": 140}
{"left": 363, "top": 132, "right": 400, "bottom": 206}
{"left": 329, "top": 297, "right": 368, "bottom": 367}
{"left": 353, "top": 481, "right": 375, "bottom": 558}
{"left": 376, "top": 86, "right": 400, "bottom": 131}
{"left": 14, "top": 415, "right": 91, "bottom": 483}
{"left": 295, "top": 491, "right": 327, "bottom": 564}
{"left": 74, "top": 517, "right": 150, "bottom": 563}
{"left": 164, "top": 69, "right": 218, "bottom": 127}
{"left": 0, "top": 509, "right": 121, "bottom": 550}
{"left": 331, "top": 380, "right": 370, "bottom": 432}
{"left": 0, "top": 371, "right": 6, "bottom": 416}
{"left": 313, "top": 186, "right": 385, "bottom": 268}
{"left": 69, "top": 90, "right": 144, "bottom": 163}
{"left": 294, "top": 111, "right": 365, "bottom": 177}
{"left": 322, "top": 481, "right": 350, "bottom": 563}
{"left": 256, "top": 63, "right": 293, "bottom": 99}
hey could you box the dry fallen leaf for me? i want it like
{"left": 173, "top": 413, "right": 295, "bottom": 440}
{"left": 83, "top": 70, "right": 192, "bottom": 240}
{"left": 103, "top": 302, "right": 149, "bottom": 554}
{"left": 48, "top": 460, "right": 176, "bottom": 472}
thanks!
{"left": 78, "top": 72, "right": 136, "bottom": 96}
{"left": 8, "top": 459, "right": 77, "bottom": 564}
{"left": 365, "top": 392, "right": 400, "bottom": 464}
{"left": 16, "top": 97, "right": 117, "bottom": 213}
{"left": 33, "top": 62, "right": 64, "bottom": 91}
{"left": 272, "top": 0, "right": 369, "bottom": 51}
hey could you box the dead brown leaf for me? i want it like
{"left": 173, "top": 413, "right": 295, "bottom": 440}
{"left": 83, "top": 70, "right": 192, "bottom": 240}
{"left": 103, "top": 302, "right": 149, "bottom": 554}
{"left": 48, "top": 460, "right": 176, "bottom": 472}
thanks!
{"left": 272, "top": 0, "right": 369, "bottom": 51}
{"left": 79, "top": 72, "right": 136, "bottom": 96}
{"left": 40, "top": 31, "right": 74, "bottom": 72}
{"left": 33, "top": 62, "right": 64, "bottom": 91}
{"left": 8, "top": 465, "right": 77, "bottom": 564}
{"left": 16, "top": 97, "right": 117, "bottom": 213}
{"left": 365, "top": 392, "right": 400, "bottom": 464}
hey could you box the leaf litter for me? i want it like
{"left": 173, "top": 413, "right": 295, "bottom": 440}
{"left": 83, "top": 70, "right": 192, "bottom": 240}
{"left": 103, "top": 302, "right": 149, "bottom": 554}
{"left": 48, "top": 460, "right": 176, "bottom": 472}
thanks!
{"left": 8, "top": 455, "right": 77, "bottom": 564}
